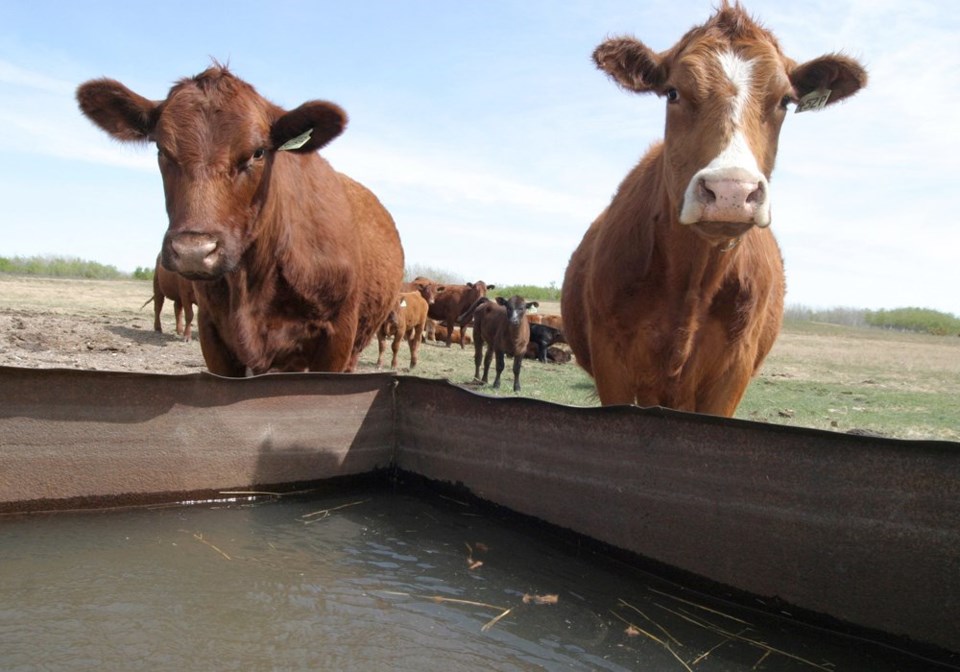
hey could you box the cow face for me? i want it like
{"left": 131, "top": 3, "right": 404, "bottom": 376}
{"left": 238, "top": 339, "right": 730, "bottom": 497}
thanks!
{"left": 594, "top": 4, "right": 866, "bottom": 245}
{"left": 496, "top": 296, "right": 539, "bottom": 326}
{"left": 76, "top": 66, "right": 347, "bottom": 279}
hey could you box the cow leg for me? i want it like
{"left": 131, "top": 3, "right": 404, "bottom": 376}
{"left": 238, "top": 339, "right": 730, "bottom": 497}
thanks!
{"left": 173, "top": 299, "right": 185, "bottom": 336}
{"left": 536, "top": 341, "right": 547, "bottom": 363}
{"left": 182, "top": 301, "right": 195, "bottom": 342}
{"left": 591, "top": 347, "right": 639, "bottom": 405}
{"left": 695, "top": 364, "right": 754, "bottom": 417}
{"left": 375, "top": 334, "right": 387, "bottom": 368}
{"left": 197, "top": 314, "right": 245, "bottom": 377}
{"left": 492, "top": 351, "right": 505, "bottom": 389}
{"left": 321, "top": 324, "right": 359, "bottom": 372}
{"left": 153, "top": 295, "right": 164, "bottom": 333}
{"left": 512, "top": 355, "right": 523, "bottom": 392}
{"left": 390, "top": 333, "right": 402, "bottom": 369}
{"left": 481, "top": 346, "right": 495, "bottom": 384}
{"left": 443, "top": 320, "right": 453, "bottom": 347}
{"left": 473, "top": 337, "right": 484, "bottom": 381}
{"left": 408, "top": 326, "right": 423, "bottom": 368}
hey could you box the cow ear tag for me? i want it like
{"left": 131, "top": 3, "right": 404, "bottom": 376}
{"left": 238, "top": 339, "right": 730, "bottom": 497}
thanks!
{"left": 277, "top": 128, "right": 313, "bottom": 151}
{"left": 399, "top": 299, "right": 407, "bottom": 308}
{"left": 795, "top": 89, "right": 831, "bottom": 113}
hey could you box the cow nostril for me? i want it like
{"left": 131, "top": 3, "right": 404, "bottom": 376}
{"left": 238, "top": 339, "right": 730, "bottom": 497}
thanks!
{"left": 698, "top": 179, "right": 716, "bottom": 204}
{"left": 746, "top": 181, "right": 765, "bottom": 204}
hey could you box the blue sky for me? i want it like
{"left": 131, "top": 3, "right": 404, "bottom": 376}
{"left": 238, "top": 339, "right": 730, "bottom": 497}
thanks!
{"left": 1, "top": 1, "right": 958, "bottom": 314}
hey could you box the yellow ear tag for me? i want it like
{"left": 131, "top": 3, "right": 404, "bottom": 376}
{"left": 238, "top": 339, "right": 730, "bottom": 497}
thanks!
{"left": 277, "top": 128, "right": 313, "bottom": 151}
{"left": 796, "top": 89, "right": 831, "bottom": 113}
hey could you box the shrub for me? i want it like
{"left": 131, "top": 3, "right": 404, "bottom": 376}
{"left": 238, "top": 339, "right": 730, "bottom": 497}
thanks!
{"left": 865, "top": 307, "right": 960, "bottom": 336}
{"left": 0, "top": 255, "right": 124, "bottom": 280}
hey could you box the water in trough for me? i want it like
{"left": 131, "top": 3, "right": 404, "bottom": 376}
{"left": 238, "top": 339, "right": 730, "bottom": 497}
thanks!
{"left": 0, "top": 488, "right": 947, "bottom": 671}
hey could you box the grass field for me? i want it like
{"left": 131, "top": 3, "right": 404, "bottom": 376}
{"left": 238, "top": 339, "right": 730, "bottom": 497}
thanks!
{"left": 358, "top": 300, "right": 960, "bottom": 442}
{"left": 2, "top": 276, "right": 957, "bottom": 442}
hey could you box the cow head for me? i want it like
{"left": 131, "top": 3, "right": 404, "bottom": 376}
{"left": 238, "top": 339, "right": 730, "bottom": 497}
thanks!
{"left": 77, "top": 65, "right": 348, "bottom": 279}
{"left": 496, "top": 296, "right": 539, "bottom": 326}
{"left": 594, "top": 3, "right": 866, "bottom": 245}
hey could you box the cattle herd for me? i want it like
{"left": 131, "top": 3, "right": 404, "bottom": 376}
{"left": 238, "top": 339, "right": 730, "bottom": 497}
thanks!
{"left": 76, "top": 3, "right": 864, "bottom": 417}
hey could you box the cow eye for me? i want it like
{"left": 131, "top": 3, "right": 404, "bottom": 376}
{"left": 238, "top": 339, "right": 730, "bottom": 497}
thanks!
{"left": 665, "top": 88, "right": 680, "bottom": 104}
{"left": 252, "top": 148, "right": 265, "bottom": 160}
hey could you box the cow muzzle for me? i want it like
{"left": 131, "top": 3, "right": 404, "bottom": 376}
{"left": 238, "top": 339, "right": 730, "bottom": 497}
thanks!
{"left": 162, "top": 232, "right": 225, "bottom": 280}
{"left": 679, "top": 167, "right": 771, "bottom": 232}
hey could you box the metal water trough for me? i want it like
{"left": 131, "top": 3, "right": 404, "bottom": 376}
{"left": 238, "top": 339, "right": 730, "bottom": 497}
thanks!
{"left": 1, "top": 365, "right": 957, "bottom": 658}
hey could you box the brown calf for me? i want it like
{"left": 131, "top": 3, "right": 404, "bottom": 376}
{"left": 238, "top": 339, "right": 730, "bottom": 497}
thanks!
{"left": 467, "top": 295, "right": 539, "bottom": 392}
{"left": 376, "top": 291, "right": 429, "bottom": 369}
{"left": 562, "top": 3, "right": 866, "bottom": 415}
{"left": 77, "top": 65, "right": 404, "bottom": 376}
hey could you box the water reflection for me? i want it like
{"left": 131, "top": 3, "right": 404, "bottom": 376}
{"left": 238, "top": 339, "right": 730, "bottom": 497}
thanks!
{"left": 0, "top": 491, "right": 952, "bottom": 671}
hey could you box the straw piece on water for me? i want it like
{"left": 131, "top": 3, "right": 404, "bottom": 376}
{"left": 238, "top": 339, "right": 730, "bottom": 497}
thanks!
{"left": 652, "top": 601, "right": 835, "bottom": 671}
{"left": 618, "top": 598, "right": 682, "bottom": 647}
{"left": 301, "top": 498, "right": 369, "bottom": 521}
{"left": 180, "top": 530, "right": 231, "bottom": 560}
{"left": 610, "top": 610, "right": 693, "bottom": 672}
{"left": 523, "top": 594, "right": 559, "bottom": 605}
{"left": 647, "top": 587, "right": 752, "bottom": 626}
{"left": 481, "top": 607, "right": 513, "bottom": 632}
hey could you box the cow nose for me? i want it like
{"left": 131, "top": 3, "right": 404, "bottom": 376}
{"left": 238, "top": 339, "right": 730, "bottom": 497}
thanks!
{"left": 163, "top": 232, "right": 221, "bottom": 277}
{"left": 698, "top": 177, "right": 766, "bottom": 219}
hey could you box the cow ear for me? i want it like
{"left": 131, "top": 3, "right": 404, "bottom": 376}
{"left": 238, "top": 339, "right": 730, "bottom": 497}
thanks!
{"left": 76, "top": 78, "right": 158, "bottom": 142}
{"left": 271, "top": 101, "right": 347, "bottom": 153}
{"left": 790, "top": 54, "right": 867, "bottom": 106}
{"left": 526, "top": 301, "right": 540, "bottom": 311}
{"left": 496, "top": 296, "right": 508, "bottom": 306}
{"left": 593, "top": 37, "right": 666, "bottom": 93}
{"left": 487, "top": 284, "right": 496, "bottom": 290}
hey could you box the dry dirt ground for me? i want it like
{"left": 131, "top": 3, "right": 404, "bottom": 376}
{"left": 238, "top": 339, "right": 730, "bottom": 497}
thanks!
{"left": 0, "top": 276, "right": 206, "bottom": 374}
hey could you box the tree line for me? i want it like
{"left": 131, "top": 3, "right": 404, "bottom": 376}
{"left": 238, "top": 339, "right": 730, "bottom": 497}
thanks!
{"left": 3, "top": 256, "right": 955, "bottom": 335}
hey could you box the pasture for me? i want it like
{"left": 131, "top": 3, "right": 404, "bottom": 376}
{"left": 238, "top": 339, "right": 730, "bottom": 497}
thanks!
{"left": 1, "top": 275, "right": 957, "bottom": 442}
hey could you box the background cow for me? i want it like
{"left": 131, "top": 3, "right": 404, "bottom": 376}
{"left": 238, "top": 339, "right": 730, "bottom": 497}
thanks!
{"left": 562, "top": 3, "right": 866, "bottom": 416}
{"left": 141, "top": 253, "right": 197, "bottom": 342}
{"left": 428, "top": 280, "right": 495, "bottom": 348}
{"left": 376, "top": 290, "right": 429, "bottom": 369}
{"left": 468, "top": 295, "right": 538, "bottom": 392}
{"left": 77, "top": 65, "right": 404, "bottom": 376}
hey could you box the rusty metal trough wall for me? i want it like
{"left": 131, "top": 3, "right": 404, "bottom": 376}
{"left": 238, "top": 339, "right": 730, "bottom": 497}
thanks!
{"left": 1, "top": 366, "right": 958, "bottom": 655}
{"left": 0, "top": 367, "right": 395, "bottom": 511}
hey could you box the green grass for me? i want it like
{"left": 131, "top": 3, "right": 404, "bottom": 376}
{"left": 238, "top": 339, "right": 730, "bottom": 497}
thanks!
{"left": 358, "top": 320, "right": 960, "bottom": 442}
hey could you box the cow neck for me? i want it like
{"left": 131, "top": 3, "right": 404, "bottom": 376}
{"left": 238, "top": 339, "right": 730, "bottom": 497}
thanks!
{"left": 251, "top": 152, "right": 357, "bottom": 309}
{"left": 655, "top": 164, "right": 748, "bottom": 386}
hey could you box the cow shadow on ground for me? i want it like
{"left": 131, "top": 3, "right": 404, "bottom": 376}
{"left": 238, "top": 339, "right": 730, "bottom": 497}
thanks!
{"left": 107, "top": 325, "right": 194, "bottom": 348}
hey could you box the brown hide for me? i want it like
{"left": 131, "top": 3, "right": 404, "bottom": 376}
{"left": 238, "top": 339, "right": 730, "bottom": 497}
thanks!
{"left": 145, "top": 253, "right": 197, "bottom": 341}
{"left": 471, "top": 296, "right": 538, "bottom": 392}
{"left": 377, "top": 291, "right": 429, "bottom": 369}
{"left": 427, "top": 280, "right": 494, "bottom": 349}
{"left": 77, "top": 65, "right": 404, "bottom": 376}
{"left": 562, "top": 4, "right": 866, "bottom": 416}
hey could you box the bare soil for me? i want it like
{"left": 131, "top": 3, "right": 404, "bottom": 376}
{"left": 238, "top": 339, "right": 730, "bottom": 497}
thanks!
{"left": 0, "top": 275, "right": 205, "bottom": 374}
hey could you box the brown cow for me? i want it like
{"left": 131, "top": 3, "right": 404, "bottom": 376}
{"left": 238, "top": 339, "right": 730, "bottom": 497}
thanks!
{"left": 468, "top": 295, "right": 539, "bottom": 392}
{"left": 141, "top": 253, "right": 197, "bottom": 341}
{"left": 376, "top": 291, "right": 429, "bottom": 369}
{"left": 401, "top": 277, "right": 442, "bottom": 306}
{"left": 427, "top": 280, "right": 495, "bottom": 348}
{"left": 562, "top": 3, "right": 866, "bottom": 415}
{"left": 77, "top": 65, "right": 404, "bottom": 376}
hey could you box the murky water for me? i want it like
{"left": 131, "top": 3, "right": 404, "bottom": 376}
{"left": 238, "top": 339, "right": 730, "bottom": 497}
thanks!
{"left": 0, "top": 489, "right": 950, "bottom": 671}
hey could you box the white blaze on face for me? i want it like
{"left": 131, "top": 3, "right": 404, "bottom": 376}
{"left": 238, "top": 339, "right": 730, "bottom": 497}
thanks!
{"left": 679, "top": 50, "right": 772, "bottom": 228}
